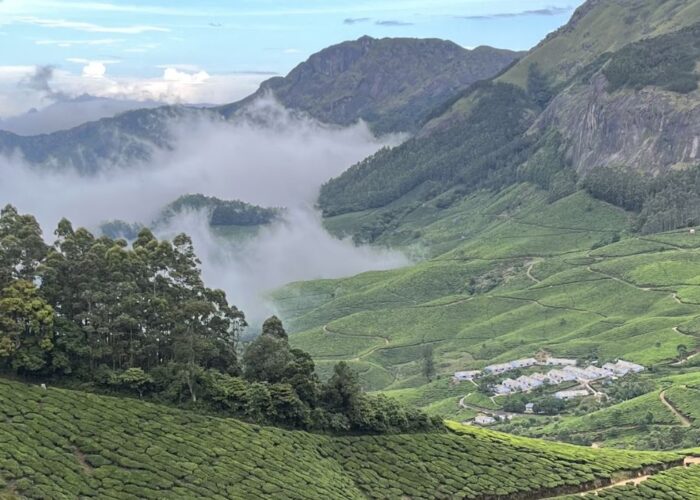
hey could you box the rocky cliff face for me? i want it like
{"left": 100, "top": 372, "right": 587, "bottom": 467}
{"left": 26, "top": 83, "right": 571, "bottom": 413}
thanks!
{"left": 535, "top": 73, "right": 700, "bottom": 175}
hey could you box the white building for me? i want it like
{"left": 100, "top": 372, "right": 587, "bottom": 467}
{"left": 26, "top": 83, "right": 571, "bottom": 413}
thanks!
{"left": 512, "top": 358, "right": 538, "bottom": 369}
{"left": 454, "top": 370, "right": 481, "bottom": 381}
{"left": 602, "top": 360, "right": 645, "bottom": 376}
{"left": 484, "top": 363, "right": 512, "bottom": 375}
{"left": 525, "top": 403, "right": 535, "bottom": 413}
{"left": 546, "top": 369, "right": 578, "bottom": 384}
{"left": 555, "top": 389, "right": 590, "bottom": 400}
{"left": 474, "top": 415, "right": 496, "bottom": 425}
{"left": 544, "top": 357, "right": 577, "bottom": 366}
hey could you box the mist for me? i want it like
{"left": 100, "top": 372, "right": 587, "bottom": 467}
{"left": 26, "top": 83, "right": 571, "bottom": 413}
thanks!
{"left": 0, "top": 97, "right": 409, "bottom": 326}
{"left": 0, "top": 96, "right": 163, "bottom": 136}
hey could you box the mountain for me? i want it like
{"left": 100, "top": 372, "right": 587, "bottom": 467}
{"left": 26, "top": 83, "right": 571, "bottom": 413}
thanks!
{"left": 0, "top": 106, "right": 207, "bottom": 175}
{"left": 220, "top": 37, "right": 523, "bottom": 135}
{"left": 271, "top": 0, "right": 700, "bottom": 453}
{"left": 0, "top": 95, "right": 163, "bottom": 136}
{"left": 0, "top": 378, "right": 688, "bottom": 499}
{"left": 318, "top": 0, "right": 700, "bottom": 220}
{"left": 0, "top": 38, "right": 521, "bottom": 173}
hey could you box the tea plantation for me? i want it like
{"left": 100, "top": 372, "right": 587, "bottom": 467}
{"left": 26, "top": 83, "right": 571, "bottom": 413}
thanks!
{"left": 272, "top": 186, "right": 700, "bottom": 447}
{"left": 0, "top": 379, "right": 686, "bottom": 499}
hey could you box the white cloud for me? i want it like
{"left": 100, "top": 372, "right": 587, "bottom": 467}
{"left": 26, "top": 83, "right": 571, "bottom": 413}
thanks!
{"left": 35, "top": 38, "right": 123, "bottom": 47}
{"left": 82, "top": 61, "right": 107, "bottom": 78}
{"left": 162, "top": 67, "right": 210, "bottom": 85}
{"left": 283, "top": 48, "right": 301, "bottom": 54}
{"left": 0, "top": 64, "right": 272, "bottom": 117}
{"left": 18, "top": 16, "right": 169, "bottom": 34}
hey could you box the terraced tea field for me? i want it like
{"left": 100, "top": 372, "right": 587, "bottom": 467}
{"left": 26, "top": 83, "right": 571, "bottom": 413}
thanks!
{"left": 0, "top": 379, "right": 688, "bottom": 499}
{"left": 272, "top": 187, "right": 700, "bottom": 445}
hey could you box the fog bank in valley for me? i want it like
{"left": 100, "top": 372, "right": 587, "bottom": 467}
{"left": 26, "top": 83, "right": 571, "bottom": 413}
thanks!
{"left": 0, "top": 97, "right": 409, "bottom": 326}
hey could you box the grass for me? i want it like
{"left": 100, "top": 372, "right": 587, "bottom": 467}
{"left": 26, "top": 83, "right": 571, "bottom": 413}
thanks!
{"left": 0, "top": 378, "right": 684, "bottom": 499}
{"left": 269, "top": 185, "right": 700, "bottom": 449}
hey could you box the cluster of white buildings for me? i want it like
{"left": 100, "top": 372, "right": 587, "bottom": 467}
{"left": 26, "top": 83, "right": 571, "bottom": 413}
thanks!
{"left": 492, "top": 359, "right": 644, "bottom": 396}
{"left": 454, "top": 355, "right": 645, "bottom": 400}
{"left": 454, "top": 356, "right": 578, "bottom": 382}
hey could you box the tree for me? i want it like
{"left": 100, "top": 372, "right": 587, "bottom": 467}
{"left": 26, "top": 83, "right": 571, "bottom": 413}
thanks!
{"left": 0, "top": 205, "right": 48, "bottom": 289}
{"left": 323, "top": 362, "right": 361, "bottom": 414}
{"left": 526, "top": 63, "right": 553, "bottom": 108}
{"left": 0, "top": 280, "right": 55, "bottom": 373}
{"left": 677, "top": 344, "right": 689, "bottom": 360}
{"left": 421, "top": 345, "right": 436, "bottom": 381}
{"left": 242, "top": 334, "right": 292, "bottom": 384}
{"left": 262, "top": 315, "right": 288, "bottom": 340}
{"left": 116, "top": 368, "right": 154, "bottom": 398}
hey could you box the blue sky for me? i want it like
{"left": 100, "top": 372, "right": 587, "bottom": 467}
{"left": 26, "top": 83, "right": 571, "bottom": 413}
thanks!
{"left": 0, "top": 0, "right": 583, "bottom": 116}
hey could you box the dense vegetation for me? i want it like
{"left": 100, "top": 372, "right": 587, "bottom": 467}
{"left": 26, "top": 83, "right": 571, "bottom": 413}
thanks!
{"left": 319, "top": 82, "right": 538, "bottom": 216}
{"left": 159, "top": 194, "right": 281, "bottom": 227}
{"left": 0, "top": 205, "right": 437, "bottom": 434}
{"left": 276, "top": 185, "right": 700, "bottom": 450}
{"left": 602, "top": 21, "right": 700, "bottom": 94}
{"left": 582, "top": 165, "right": 700, "bottom": 234}
{"left": 0, "top": 379, "right": 684, "bottom": 499}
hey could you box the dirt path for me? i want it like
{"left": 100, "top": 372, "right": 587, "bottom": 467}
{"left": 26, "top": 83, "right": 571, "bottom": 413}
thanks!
{"left": 659, "top": 390, "right": 691, "bottom": 427}
{"left": 323, "top": 324, "right": 390, "bottom": 345}
{"left": 526, "top": 259, "right": 543, "bottom": 284}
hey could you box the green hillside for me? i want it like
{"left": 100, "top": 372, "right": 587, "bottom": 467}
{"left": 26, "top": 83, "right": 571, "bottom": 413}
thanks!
{"left": 317, "top": 0, "right": 700, "bottom": 227}
{"left": 0, "top": 378, "right": 687, "bottom": 499}
{"left": 273, "top": 184, "right": 700, "bottom": 448}
{"left": 500, "top": 0, "right": 700, "bottom": 88}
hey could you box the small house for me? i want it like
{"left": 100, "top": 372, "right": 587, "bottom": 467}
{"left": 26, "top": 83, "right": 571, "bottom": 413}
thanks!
{"left": 555, "top": 389, "right": 589, "bottom": 400}
{"left": 474, "top": 415, "right": 496, "bottom": 425}
{"left": 454, "top": 370, "right": 481, "bottom": 382}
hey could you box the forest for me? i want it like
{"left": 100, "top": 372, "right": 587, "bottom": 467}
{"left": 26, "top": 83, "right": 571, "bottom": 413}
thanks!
{"left": 0, "top": 205, "right": 439, "bottom": 434}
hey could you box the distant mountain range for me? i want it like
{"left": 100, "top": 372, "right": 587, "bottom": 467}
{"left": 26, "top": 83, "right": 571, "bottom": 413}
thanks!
{"left": 0, "top": 95, "right": 163, "bottom": 136}
{"left": 0, "top": 38, "right": 522, "bottom": 175}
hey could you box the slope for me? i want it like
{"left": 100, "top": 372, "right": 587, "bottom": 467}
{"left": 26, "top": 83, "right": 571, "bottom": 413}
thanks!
{"left": 318, "top": 0, "right": 700, "bottom": 222}
{"left": 220, "top": 37, "right": 522, "bottom": 135}
{"left": 0, "top": 378, "right": 684, "bottom": 499}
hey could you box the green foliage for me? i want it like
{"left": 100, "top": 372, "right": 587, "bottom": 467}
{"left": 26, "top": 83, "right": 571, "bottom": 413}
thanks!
{"left": 319, "top": 82, "right": 538, "bottom": 216}
{"left": 603, "top": 22, "right": 700, "bottom": 94}
{"left": 0, "top": 207, "right": 434, "bottom": 434}
{"left": 526, "top": 62, "right": 554, "bottom": 108}
{"left": 0, "top": 379, "right": 683, "bottom": 499}
{"left": 159, "top": 194, "right": 281, "bottom": 227}
{"left": 0, "top": 280, "right": 55, "bottom": 374}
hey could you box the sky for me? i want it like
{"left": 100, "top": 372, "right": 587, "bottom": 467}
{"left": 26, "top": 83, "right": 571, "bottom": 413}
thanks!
{"left": 0, "top": 0, "right": 583, "bottom": 118}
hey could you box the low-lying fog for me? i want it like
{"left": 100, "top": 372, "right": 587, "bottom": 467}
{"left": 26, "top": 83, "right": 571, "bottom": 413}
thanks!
{"left": 0, "top": 97, "right": 409, "bottom": 326}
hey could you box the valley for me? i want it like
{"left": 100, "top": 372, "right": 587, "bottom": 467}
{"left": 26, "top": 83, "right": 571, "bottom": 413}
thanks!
{"left": 2, "top": 0, "right": 700, "bottom": 497}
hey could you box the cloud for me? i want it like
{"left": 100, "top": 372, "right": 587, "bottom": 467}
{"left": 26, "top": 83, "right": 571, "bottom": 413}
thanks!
{"left": 0, "top": 97, "right": 408, "bottom": 324}
{"left": 343, "top": 17, "right": 371, "bottom": 25}
{"left": 162, "top": 67, "right": 210, "bottom": 85}
{"left": 0, "top": 64, "right": 271, "bottom": 118}
{"left": 18, "top": 16, "right": 169, "bottom": 34}
{"left": 282, "top": 48, "right": 301, "bottom": 54}
{"left": 457, "top": 6, "right": 572, "bottom": 20}
{"left": 0, "top": 96, "right": 162, "bottom": 135}
{"left": 208, "top": 22, "right": 223, "bottom": 28}
{"left": 35, "top": 38, "right": 123, "bottom": 47}
{"left": 375, "top": 20, "right": 414, "bottom": 26}
{"left": 82, "top": 61, "right": 107, "bottom": 78}
{"left": 19, "top": 65, "right": 69, "bottom": 101}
